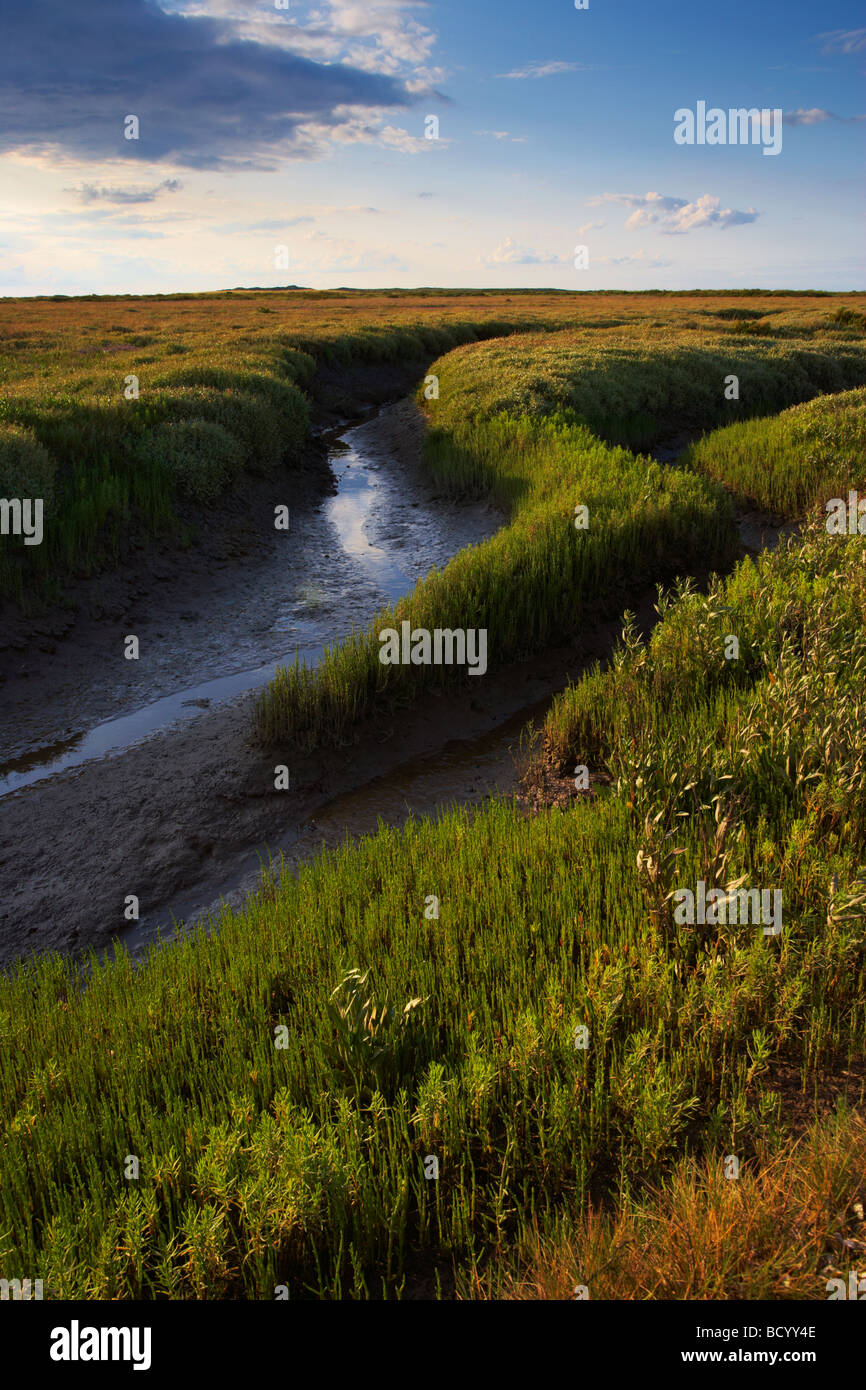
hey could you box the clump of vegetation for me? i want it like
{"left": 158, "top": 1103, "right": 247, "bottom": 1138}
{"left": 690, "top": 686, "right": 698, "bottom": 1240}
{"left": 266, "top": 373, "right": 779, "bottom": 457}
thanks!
{"left": 0, "top": 423, "right": 56, "bottom": 504}
{"left": 830, "top": 306, "right": 866, "bottom": 331}
{"left": 325, "top": 968, "right": 428, "bottom": 1100}
{"left": 685, "top": 386, "right": 866, "bottom": 516}
{"left": 701, "top": 307, "right": 768, "bottom": 322}
{"left": 135, "top": 418, "right": 244, "bottom": 505}
{"left": 0, "top": 425, "right": 59, "bottom": 599}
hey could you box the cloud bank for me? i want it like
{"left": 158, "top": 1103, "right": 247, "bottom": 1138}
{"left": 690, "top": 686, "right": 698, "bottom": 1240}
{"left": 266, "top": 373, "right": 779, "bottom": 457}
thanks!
{"left": 0, "top": 0, "right": 420, "bottom": 169}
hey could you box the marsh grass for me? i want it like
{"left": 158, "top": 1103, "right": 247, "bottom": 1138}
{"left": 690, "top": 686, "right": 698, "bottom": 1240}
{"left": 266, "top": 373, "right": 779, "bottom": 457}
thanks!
{"left": 685, "top": 386, "right": 866, "bottom": 517}
{"left": 1, "top": 295, "right": 865, "bottom": 1299}
{"left": 1, "top": 519, "right": 864, "bottom": 1298}
{"left": 0, "top": 304, "right": 569, "bottom": 604}
{"left": 475, "top": 1108, "right": 866, "bottom": 1300}
{"left": 3, "top": 290, "right": 863, "bottom": 605}
{"left": 255, "top": 319, "right": 866, "bottom": 750}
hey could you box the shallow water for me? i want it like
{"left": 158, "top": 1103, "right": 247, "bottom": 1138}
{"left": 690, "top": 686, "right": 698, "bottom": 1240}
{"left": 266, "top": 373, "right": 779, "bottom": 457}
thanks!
{"left": 0, "top": 407, "right": 485, "bottom": 797}
{"left": 1, "top": 409, "right": 787, "bottom": 966}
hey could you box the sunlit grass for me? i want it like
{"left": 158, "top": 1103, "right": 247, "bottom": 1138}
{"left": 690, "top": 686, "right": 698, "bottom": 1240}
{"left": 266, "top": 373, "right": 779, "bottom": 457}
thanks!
{"left": 2, "top": 289, "right": 864, "bottom": 604}
{"left": 1, "top": 292, "right": 864, "bottom": 1299}
{"left": 255, "top": 314, "right": 866, "bottom": 750}
{"left": 1, "top": 520, "right": 864, "bottom": 1298}
{"left": 685, "top": 386, "right": 866, "bottom": 516}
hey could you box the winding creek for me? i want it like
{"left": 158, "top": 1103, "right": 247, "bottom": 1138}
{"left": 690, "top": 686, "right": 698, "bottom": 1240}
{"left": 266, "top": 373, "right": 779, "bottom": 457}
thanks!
{"left": 0, "top": 400, "right": 527, "bottom": 965}
{"left": 1, "top": 408, "right": 451, "bottom": 797}
{"left": 0, "top": 401, "right": 793, "bottom": 968}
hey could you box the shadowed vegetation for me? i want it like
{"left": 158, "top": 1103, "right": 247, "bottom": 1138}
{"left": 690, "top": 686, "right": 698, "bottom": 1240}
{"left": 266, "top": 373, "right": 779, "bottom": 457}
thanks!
{"left": 476, "top": 1109, "right": 866, "bottom": 1300}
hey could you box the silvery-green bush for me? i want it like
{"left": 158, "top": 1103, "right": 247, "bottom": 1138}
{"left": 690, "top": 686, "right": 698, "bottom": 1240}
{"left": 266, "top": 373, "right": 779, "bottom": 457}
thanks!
{"left": 0, "top": 424, "right": 56, "bottom": 506}
{"left": 136, "top": 417, "right": 244, "bottom": 505}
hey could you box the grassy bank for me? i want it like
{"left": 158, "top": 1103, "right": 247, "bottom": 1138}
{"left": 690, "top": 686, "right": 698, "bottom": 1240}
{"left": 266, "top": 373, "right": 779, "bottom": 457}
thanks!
{"left": 0, "top": 307, "right": 564, "bottom": 606}
{"left": 684, "top": 385, "right": 866, "bottom": 517}
{"left": 254, "top": 318, "right": 866, "bottom": 751}
{"left": 2, "top": 290, "right": 863, "bottom": 606}
{"left": 1, "top": 518, "right": 863, "bottom": 1298}
{"left": 255, "top": 411, "right": 738, "bottom": 748}
{"left": 419, "top": 325, "right": 866, "bottom": 452}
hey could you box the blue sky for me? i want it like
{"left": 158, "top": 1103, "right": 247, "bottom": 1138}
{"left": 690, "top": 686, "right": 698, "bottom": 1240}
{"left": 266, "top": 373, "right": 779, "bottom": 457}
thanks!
{"left": 0, "top": 0, "right": 863, "bottom": 294}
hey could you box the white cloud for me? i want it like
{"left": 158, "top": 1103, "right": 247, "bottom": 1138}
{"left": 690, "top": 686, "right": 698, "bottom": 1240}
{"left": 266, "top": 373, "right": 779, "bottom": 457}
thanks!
{"left": 577, "top": 221, "right": 605, "bottom": 236}
{"left": 625, "top": 208, "right": 657, "bottom": 229}
{"left": 65, "top": 179, "right": 183, "bottom": 205}
{"left": 783, "top": 107, "right": 866, "bottom": 125}
{"left": 288, "top": 106, "right": 444, "bottom": 157}
{"left": 665, "top": 195, "right": 759, "bottom": 233}
{"left": 495, "top": 60, "right": 589, "bottom": 79}
{"left": 475, "top": 130, "right": 529, "bottom": 143}
{"left": 590, "top": 191, "right": 686, "bottom": 214}
{"left": 590, "top": 191, "right": 758, "bottom": 234}
{"left": 594, "top": 249, "right": 671, "bottom": 267}
{"left": 479, "top": 236, "right": 561, "bottom": 266}
{"left": 816, "top": 27, "right": 866, "bottom": 54}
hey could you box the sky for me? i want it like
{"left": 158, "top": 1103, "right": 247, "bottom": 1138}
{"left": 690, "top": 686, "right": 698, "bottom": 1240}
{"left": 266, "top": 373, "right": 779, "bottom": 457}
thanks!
{"left": 0, "top": 0, "right": 863, "bottom": 294}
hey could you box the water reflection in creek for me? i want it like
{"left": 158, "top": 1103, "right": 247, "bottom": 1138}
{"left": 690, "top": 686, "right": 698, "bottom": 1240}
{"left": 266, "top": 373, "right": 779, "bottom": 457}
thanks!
{"left": 0, "top": 424, "right": 414, "bottom": 798}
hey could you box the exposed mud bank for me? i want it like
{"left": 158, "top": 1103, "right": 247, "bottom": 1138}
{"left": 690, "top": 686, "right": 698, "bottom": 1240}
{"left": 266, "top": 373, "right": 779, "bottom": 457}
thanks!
{"left": 0, "top": 594, "right": 667, "bottom": 969}
{"left": 0, "top": 403, "right": 792, "bottom": 971}
{"left": 0, "top": 395, "right": 505, "bottom": 966}
{"left": 0, "top": 358, "right": 431, "bottom": 683}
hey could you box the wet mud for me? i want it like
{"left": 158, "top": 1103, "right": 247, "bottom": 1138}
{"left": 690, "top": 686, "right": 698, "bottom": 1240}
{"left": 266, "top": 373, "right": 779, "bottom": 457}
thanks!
{"left": 0, "top": 409, "right": 789, "bottom": 970}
